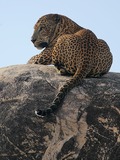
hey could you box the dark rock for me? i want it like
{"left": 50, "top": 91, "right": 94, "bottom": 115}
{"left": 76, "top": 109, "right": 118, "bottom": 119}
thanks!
{"left": 0, "top": 64, "right": 120, "bottom": 160}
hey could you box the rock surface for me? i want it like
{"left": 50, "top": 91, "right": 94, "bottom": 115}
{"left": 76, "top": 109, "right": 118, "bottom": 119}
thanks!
{"left": 0, "top": 64, "right": 120, "bottom": 160}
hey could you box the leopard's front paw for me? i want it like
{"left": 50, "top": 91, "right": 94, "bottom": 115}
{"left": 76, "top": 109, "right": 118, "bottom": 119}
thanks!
{"left": 35, "top": 108, "right": 52, "bottom": 118}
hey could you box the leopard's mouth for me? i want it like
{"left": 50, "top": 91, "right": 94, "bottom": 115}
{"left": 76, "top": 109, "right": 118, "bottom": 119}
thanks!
{"left": 39, "top": 42, "right": 48, "bottom": 48}
{"left": 34, "top": 42, "right": 48, "bottom": 50}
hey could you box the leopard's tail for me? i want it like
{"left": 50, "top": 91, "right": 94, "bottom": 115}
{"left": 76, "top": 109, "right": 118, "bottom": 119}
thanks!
{"left": 50, "top": 73, "right": 82, "bottom": 112}
{"left": 35, "top": 68, "right": 90, "bottom": 117}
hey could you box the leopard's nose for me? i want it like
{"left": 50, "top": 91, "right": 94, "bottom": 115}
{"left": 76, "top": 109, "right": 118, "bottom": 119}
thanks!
{"left": 31, "top": 37, "right": 36, "bottom": 43}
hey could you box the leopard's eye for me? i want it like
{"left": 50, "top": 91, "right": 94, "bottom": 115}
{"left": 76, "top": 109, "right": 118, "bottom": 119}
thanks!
{"left": 39, "top": 27, "right": 43, "bottom": 32}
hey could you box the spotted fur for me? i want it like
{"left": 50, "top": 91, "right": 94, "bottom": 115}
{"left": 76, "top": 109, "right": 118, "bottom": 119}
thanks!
{"left": 28, "top": 14, "right": 113, "bottom": 117}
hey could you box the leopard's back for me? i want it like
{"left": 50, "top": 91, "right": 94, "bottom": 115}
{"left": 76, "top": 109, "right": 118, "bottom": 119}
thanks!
{"left": 52, "top": 29, "right": 112, "bottom": 78}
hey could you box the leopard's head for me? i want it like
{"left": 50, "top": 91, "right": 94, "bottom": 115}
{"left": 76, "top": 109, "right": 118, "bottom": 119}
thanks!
{"left": 31, "top": 14, "right": 61, "bottom": 49}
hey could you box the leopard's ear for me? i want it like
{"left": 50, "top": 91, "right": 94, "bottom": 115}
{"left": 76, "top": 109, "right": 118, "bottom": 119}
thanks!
{"left": 54, "top": 14, "right": 61, "bottom": 23}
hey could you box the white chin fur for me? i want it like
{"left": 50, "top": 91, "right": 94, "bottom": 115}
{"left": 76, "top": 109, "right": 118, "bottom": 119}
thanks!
{"left": 36, "top": 46, "right": 43, "bottom": 50}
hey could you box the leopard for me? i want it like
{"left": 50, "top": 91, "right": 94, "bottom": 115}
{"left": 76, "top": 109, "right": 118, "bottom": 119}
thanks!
{"left": 27, "top": 14, "right": 113, "bottom": 117}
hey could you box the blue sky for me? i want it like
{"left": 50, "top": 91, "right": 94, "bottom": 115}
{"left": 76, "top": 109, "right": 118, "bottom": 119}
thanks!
{"left": 0, "top": 0, "right": 120, "bottom": 72}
